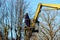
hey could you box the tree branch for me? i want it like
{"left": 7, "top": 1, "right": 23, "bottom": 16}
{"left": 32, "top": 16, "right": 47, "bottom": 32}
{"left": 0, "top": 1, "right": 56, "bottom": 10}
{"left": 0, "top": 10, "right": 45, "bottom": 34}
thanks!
{"left": 53, "top": 27, "right": 60, "bottom": 37}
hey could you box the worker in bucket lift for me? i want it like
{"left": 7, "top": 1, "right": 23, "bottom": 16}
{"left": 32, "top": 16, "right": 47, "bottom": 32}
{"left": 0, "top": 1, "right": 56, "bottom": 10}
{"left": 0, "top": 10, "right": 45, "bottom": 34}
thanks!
{"left": 25, "top": 13, "right": 31, "bottom": 27}
{"left": 24, "top": 13, "right": 32, "bottom": 37}
{"left": 24, "top": 13, "right": 38, "bottom": 33}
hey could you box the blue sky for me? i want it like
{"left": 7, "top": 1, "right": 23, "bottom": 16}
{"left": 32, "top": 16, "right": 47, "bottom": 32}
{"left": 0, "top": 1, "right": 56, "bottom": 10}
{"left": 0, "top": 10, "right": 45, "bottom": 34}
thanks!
{"left": 26, "top": 0, "right": 60, "bottom": 4}
{"left": 0, "top": 0, "right": 60, "bottom": 39}
{"left": 25, "top": 0, "right": 60, "bottom": 16}
{"left": 9, "top": 0, "right": 60, "bottom": 39}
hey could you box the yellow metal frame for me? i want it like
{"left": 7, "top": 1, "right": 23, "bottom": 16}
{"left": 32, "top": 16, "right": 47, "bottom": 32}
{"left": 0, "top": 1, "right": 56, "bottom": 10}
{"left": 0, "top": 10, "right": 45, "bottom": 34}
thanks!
{"left": 42, "top": 4, "right": 60, "bottom": 9}
{"left": 24, "top": 3, "right": 60, "bottom": 40}
{"left": 24, "top": 3, "right": 60, "bottom": 29}
{"left": 33, "top": 3, "right": 60, "bottom": 23}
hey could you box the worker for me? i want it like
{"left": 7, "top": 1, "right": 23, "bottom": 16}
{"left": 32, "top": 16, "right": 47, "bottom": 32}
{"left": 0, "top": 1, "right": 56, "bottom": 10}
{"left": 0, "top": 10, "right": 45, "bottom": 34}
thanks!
{"left": 25, "top": 13, "right": 31, "bottom": 27}
{"left": 25, "top": 13, "right": 39, "bottom": 33}
{"left": 24, "top": 13, "right": 32, "bottom": 38}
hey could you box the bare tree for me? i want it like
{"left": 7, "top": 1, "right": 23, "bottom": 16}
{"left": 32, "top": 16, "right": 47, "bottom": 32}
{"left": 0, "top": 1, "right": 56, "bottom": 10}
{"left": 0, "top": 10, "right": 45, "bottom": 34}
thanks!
{"left": 0, "top": 0, "right": 29, "bottom": 40}
{"left": 38, "top": 9, "right": 60, "bottom": 40}
{"left": 15, "top": 0, "right": 29, "bottom": 40}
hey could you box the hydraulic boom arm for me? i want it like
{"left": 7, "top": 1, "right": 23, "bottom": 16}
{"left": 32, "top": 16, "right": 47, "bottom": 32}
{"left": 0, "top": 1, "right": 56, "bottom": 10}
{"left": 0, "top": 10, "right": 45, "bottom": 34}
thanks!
{"left": 24, "top": 3, "right": 60, "bottom": 40}
{"left": 33, "top": 3, "right": 60, "bottom": 24}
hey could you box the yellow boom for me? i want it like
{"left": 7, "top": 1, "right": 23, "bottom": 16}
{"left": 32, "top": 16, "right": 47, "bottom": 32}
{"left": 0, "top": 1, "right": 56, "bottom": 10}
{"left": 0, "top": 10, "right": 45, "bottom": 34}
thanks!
{"left": 33, "top": 3, "right": 60, "bottom": 23}
{"left": 42, "top": 4, "right": 60, "bottom": 9}
{"left": 24, "top": 3, "right": 60, "bottom": 40}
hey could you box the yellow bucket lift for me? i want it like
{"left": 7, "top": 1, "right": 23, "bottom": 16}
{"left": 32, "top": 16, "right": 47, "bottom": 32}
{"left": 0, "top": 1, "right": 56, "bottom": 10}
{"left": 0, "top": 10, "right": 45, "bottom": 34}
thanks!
{"left": 24, "top": 3, "right": 60, "bottom": 40}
